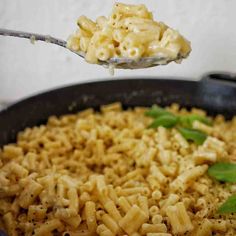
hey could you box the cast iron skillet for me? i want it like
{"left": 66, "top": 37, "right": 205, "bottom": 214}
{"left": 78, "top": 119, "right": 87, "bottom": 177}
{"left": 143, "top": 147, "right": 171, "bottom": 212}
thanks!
{"left": 0, "top": 72, "right": 236, "bottom": 148}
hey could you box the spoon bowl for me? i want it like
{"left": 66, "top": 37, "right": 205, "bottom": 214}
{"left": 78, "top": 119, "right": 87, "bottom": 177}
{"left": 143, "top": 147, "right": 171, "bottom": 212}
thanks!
{"left": 0, "top": 28, "right": 186, "bottom": 69}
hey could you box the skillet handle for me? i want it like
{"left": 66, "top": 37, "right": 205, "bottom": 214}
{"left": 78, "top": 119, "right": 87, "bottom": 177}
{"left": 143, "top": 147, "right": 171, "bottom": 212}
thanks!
{"left": 201, "top": 72, "right": 236, "bottom": 86}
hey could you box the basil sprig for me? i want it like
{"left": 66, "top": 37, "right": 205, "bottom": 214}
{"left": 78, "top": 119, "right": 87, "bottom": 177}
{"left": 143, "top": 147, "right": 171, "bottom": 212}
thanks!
{"left": 179, "top": 114, "right": 213, "bottom": 128}
{"left": 208, "top": 163, "right": 236, "bottom": 214}
{"left": 208, "top": 163, "right": 236, "bottom": 183}
{"left": 145, "top": 105, "right": 173, "bottom": 118}
{"left": 148, "top": 115, "right": 179, "bottom": 129}
{"left": 218, "top": 195, "right": 236, "bottom": 214}
{"left": 177, "top": 127, "right": 207, "bottom": 145}
{"left": 145, "top": 105, "right": 210, "bottom": 144}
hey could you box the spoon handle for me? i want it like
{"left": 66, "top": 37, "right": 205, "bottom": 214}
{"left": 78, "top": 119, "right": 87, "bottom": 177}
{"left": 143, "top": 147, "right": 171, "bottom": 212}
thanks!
{"left": 0, "top": 28, "right": 67, "bottom": 48}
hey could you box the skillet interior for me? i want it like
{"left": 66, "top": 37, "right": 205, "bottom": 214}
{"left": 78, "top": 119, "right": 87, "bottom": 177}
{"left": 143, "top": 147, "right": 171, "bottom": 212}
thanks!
{"left": 0, "top": 77, "right": 236, "bottom": 147}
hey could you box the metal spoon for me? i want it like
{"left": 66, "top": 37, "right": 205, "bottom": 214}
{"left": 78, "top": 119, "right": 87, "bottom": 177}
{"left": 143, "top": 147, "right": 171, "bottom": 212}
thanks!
{"left": 0, "top": 28, "right": 187, "bottom": 69}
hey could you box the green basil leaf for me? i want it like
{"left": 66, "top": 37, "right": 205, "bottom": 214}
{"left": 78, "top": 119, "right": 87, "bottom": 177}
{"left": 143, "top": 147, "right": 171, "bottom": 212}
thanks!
{"left": 145, "top": 105, "right": 173, "bottom": 118}
{"left": 148, "top": 115, "right": 179, "bottom": 129}
{"left": 179, "top": 116, "right": 192, "bottom": 128}
{"left": 218, "top": 195, "right": 236, "bottom": 214}
{"left": 177, "top": 127, "right": 207, "bottom": 145}
{"left": 179, "top": 115, "right": 212, "bottom": 128}
{"left": 190, "top": 115, "right": 212, "bottom": 126}
{"left": 208, "top": 163, "right": 236, "bottom": 183}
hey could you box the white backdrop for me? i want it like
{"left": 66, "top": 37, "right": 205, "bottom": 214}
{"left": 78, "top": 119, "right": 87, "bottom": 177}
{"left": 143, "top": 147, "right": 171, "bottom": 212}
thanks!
{"left": 0, "top": 0, "right": 236, "bottom": 102}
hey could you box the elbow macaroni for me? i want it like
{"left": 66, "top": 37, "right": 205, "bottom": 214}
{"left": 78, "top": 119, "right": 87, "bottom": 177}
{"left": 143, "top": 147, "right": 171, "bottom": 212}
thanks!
{"left": 166, "top": 202, "right": 193, "bottom": 234}
{"left": 67, "top": 3, "right": 191, "bottom": 64}
{"left": 119, "top": 205, "right": 148, "bottom": 234}
{"left": 0, "top": 103, "right": 236, "bottom": 235}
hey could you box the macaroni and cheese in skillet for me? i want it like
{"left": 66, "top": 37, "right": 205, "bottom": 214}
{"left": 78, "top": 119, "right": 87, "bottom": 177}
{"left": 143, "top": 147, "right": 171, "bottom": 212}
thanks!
{"left": 0, "top": 103, "right": 236, "bottom": 235}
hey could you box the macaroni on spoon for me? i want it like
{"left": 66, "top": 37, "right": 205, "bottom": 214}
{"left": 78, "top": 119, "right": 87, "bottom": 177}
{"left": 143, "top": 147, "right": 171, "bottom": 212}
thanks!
{"left": 67, "top": 3, "right": 191, "bottom": 68}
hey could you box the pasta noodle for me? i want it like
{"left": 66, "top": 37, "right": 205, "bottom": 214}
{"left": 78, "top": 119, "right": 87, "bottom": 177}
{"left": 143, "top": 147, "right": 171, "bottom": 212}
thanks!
{"left": 119, "top": 205, "right": 148, "bottom": 234}
{"left": 165, "top": 202, "right": 193, "bottom": 234}
{"left": 85, "top": 201, "right": 97, "bottom": 233}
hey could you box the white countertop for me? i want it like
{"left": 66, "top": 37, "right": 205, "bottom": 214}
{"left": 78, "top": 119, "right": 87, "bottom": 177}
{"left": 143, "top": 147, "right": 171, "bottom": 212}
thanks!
{"left": 0, "top": 0, "right": 236, "bottom": 102}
